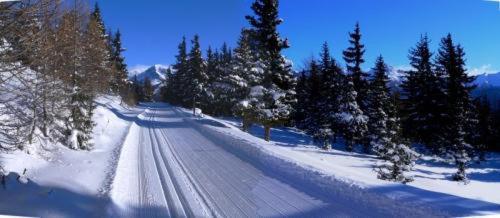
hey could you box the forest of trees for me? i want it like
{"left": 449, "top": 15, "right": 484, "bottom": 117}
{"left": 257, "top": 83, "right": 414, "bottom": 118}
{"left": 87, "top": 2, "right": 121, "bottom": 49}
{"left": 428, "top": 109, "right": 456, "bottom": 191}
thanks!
{"left": 0, "top": 0, "right": 132, "bottom": 152}
{"left": 159, "top": 0, "right": 500, "bottom": 183}
{"left": 1, "top": 0, "right": 498, "bottom": 184}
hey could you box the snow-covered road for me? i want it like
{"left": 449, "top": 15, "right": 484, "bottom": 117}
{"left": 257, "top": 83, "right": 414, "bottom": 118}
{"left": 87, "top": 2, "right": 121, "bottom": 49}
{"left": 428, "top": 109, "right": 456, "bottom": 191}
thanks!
{"left": 108, "top": 104, "right": 438, "bottom": 217}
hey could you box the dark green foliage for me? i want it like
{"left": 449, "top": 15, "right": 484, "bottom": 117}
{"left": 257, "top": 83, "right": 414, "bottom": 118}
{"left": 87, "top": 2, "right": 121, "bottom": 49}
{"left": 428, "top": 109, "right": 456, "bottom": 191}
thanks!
{"left": 343, "top": 23, "right": 369, "bottom": 112}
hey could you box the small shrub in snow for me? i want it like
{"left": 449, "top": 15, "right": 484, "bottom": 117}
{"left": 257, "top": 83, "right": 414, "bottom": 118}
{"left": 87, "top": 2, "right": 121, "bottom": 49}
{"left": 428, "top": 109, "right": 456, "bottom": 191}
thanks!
{"left": 376, "top": 143, "right": 418, "bottom": 184}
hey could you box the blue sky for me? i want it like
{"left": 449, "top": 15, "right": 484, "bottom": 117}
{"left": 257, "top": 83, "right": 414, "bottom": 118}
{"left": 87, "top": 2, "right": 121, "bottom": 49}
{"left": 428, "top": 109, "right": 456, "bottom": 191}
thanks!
{"left": 95, "top": 0, "right": 500, "bottom": 74}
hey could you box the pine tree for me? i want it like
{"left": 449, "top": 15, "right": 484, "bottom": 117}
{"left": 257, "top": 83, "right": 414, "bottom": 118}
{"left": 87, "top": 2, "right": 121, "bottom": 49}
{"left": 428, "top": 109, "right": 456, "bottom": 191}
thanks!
{"left": 246, "top": 0, "right": 296, "bottom": 141}
{"left": 293, "top": 71, "right": 309, "bottom": 129}
{"left": 142, "top": 77, "right": 154, "bottom": 102}
{"left": 435, "top": 34, "right": 476, "bottom": 182}
{"left": 210, "top": 43, "right": 235, "bottom": 116}
{"left": 401, "top": 35, "right": 445, "bottom": 153}
{"left": 475, "top": 97, "right": 494, "bottom": 160}
{"left": 337, "top": 76, "right": 368, "bottom": 151}
{"left": 305, "top": 59, "right": 322, "bottom": 136}
{"left": 186, "top": 35, "right": 208, "bottom": 115}
{"left": 318, "top": 42, "right": 344, "bottom": 144}
{"left": 110, "top": 30, "right": 128, "bottom": 95}
{"left": 376, "top": 98, "right": 418, "bottom": 184}
{"left": 167, "top": 37, "right": 189, "bottom": 106}
{"left": 368, "top": 56, "right": 392, "bottom": 156}
{"left": 232, "top": 29, "right": 263, "bottom": 131}
{"left": 343, "top": 23, "right": 369, "bottom": 112}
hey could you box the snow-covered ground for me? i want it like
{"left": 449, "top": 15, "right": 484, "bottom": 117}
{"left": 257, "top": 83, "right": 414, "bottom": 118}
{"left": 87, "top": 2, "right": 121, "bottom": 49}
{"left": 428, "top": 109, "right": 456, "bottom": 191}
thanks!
{"left": 1, "top": 99, "right": 498, "bottom": 217}
{"left": 201, "top": 115, "right": 500, "bottom": 217}
{"left": 0, "top": 96, "right": 140, "bottom": 217}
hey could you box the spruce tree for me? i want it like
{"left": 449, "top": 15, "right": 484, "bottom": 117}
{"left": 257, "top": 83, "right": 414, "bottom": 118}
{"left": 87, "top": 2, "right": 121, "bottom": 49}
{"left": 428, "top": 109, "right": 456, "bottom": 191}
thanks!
{"left": 337, "top": 76, "right": 368, "bottom": 151}
{"left": 202, "top": 46, "right": 218, "bottom": 114}
{"left": 143, "top": 77, "right": 154, "bottom": 102}
{"left": 110, "top": 30, "right": 128, "bottom": 95}
{"left": 318, "top": 42, "right": 344, "bottom": 143}
{"left": 368, "top": 56, "right": 392, "bottom": 156}
{"left": 343, "top": 23, "right": 369, "bottom": 111}
{"left": 435, "top": 34, "right": 476, "bottom": 182}
{"left": 305, "top": 59, "right": 322, "bottom": 136}
{"left": 186, "top": 35, "right": 208, "bottom": 115}
{"left": 293, "top": 71, "right": 309, "bottom": 129}
{"left": 401, "top": 35, "right": 445, "bottom": 152}
{"left": 475, "top": 97, "right": 494, "bottom": 160}
{"left": 376, "top": 98, "right": 418, "bottom": 184}
{"left": 168, "top": 37, "right": 188, "bottom": 106}
{"left": 232, "top": 29, "right": 263, "bottom": 131}
{"left": 246, "top": 0, "right": 296, "bottom": 141}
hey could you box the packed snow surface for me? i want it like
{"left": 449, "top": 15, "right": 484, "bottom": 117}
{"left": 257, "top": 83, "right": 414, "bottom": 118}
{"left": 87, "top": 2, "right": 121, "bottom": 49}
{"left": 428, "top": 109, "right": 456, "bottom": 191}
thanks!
{"left": 1, "top": 99, "right": 498, "bottom": 217}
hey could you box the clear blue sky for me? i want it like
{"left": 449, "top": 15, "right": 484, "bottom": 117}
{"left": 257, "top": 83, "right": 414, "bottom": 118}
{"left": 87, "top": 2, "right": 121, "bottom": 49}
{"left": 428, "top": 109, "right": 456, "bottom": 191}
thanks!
{"left": 95, "top": 0, "right": 500, "bottom": 74}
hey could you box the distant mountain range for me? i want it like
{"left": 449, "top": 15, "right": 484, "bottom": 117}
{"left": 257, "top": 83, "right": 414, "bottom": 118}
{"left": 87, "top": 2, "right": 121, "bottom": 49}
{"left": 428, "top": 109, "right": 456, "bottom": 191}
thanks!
{"left": 129, "top": 64, "right": 500, "bottom": 108}
{"left": 474, "top": 72, "right": 500, "bottom": 87}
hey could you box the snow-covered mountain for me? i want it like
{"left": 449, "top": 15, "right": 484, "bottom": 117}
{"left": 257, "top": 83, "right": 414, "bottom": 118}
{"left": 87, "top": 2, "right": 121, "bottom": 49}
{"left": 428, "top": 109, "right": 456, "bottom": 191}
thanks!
{"left": 474, "top": 72, "right": 500, "bottom": 87}
{"left": 128, "top": 64, "right": 169, "bottom": 86}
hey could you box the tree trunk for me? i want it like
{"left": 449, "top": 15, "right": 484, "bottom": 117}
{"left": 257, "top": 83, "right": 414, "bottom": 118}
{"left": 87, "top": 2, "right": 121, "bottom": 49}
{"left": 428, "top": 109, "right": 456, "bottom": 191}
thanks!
{"left": 264, "top": 125, "right": 271, "bottom": 142}
{"left": 242, "top": 114, "right": 250, "bottom": 132}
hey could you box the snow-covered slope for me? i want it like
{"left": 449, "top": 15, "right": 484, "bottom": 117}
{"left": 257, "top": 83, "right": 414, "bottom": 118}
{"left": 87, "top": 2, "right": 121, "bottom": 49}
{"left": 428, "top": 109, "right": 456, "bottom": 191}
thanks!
{"left": 128, "top": 64, "right": 169, "bottom": 86}
{"left": 475, "top": 72, "right": 500, "bottom": 87}
{"left": 0, "top": 96, "right": 141, "bottom": 217}
{"left": 197, "top": 114, "right": 500, "bottom": 217}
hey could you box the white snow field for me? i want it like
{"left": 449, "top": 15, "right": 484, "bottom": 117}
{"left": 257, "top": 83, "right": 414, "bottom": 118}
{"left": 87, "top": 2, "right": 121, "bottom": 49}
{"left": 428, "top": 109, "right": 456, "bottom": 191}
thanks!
{"left": 108, "top": 103, "right": 438, "bottom": 218}
{"left": 0, "top": 98, "right": 498, "bottom": 217}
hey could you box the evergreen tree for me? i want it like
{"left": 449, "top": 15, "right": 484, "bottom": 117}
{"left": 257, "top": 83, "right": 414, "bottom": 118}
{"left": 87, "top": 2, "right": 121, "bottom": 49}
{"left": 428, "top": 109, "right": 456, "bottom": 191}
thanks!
{"left": 246, "top": 0, "right": 296, "bottom": 141}
{"left": 143, "top": 77, "right": 154, "bottom": 102}
{"left": 318, "top": 42, "right": 344, "bottom": 143}
{"left": 186, "top": 35, "right": 208, "bottom": 115}
{"left": 401, "top": 35, "right": 445, "bottom": 152}
{"left": 201, "top": 46, "right": 218, "bottom": 114}
{"left": 110, "top": 30, "right": 128, "bottom": 95}
{"left": 368, "top": 56, "right": 392, "bottom": 156}
{"left": 293, "top": 71, "right": 309, "bottom": 129}
{"left": 343, "top": 23, "right": 369, "bottom": 112}
{"left": 435, "top": 34, "right": 476, "bottom": 182}
{"left": 305, "top": 60, "right": 322, "bottom": 136}
{"left": 132, "top": 75, "right": 144, "bottom": 102}
{"left": 167, "top": 37, "right": 188, "bottom": 106}
{"left": 232, "top": 29, "right": 263, "bottom": 131}
{"left": 376, "top": 98, "right": 418, "bottom": 184}
{"left": 475, "top": 97, "right": 494, "bottom": 160}
{"left": 337, "top": 76, "right": 368, "bottom": 151}
{"left": 211, "top": 43, "right": 235, "bottom": 116}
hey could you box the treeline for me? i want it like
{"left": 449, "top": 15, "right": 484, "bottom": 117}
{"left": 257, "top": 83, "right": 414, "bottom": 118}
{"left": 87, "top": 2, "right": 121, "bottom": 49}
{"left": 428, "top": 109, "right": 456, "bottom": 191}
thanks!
{"left": 0, "top": 0, "right": 132, "bottom": 151}
{"left": 163, "top": 0, "right": 295, "bottom": 142}
{"left": 161, "top": 0, "right": 499, "bottom": 183}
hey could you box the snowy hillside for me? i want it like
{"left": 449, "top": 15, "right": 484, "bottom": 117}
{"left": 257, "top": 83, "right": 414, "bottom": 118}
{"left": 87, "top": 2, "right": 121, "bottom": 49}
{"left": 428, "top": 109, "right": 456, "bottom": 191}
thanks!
{"left": 128, "top": 64, "right": 170, "bottom": 86}
{"left": 475, "top": 72, "right": 500, "bottom": 87}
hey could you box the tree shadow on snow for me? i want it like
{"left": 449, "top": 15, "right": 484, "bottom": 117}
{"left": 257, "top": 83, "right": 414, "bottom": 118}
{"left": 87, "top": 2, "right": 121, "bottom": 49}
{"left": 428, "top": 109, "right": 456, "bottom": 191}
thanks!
{"left": 369, "top": 184, "right": 500, "bottom": 217}
{"left": 0, "top": 172, "right": 172, "bottom": 218}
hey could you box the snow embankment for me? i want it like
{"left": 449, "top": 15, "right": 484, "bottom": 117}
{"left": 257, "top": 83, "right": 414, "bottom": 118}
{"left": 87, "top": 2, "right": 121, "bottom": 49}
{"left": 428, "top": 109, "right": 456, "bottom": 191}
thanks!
{"left": 0, "top": 96, "right": 139, "bottom": 217}
{"left": 176, "top": 107, "right": 500, "bottom": 217}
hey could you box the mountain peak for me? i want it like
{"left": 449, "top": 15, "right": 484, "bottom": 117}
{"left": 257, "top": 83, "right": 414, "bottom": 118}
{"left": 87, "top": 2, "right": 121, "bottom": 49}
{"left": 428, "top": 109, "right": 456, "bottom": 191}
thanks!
{"left": 128, "top": 64, "right": 170, "bottom": 86}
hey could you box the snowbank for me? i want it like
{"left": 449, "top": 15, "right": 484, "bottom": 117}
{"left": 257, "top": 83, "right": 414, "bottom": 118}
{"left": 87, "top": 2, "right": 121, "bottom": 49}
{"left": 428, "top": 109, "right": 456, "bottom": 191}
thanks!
{"left": 0, "top": 96, "right": 139, "bottom": 217}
